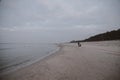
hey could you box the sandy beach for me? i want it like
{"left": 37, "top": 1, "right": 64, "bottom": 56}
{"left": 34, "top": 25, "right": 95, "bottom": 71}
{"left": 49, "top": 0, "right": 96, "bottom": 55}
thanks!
{"left": 1, "top": 42, "right": 120, "bottom": 80}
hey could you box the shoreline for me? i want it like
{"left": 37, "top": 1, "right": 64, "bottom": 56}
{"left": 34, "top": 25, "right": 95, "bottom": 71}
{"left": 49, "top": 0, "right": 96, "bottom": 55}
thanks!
{"left": 1, "top": 42, "right": 120, "bottom": 80}
{"left": 0, "top": 43, "right": 65, "bottom": 79}
{"left": 0, "top": 43, "right": 61, "bottom": 76}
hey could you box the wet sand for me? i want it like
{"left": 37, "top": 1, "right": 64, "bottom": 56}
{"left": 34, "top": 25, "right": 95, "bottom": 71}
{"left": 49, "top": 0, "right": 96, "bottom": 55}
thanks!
{"left": 1, "top": 42, "right": 120, "bottom": 80}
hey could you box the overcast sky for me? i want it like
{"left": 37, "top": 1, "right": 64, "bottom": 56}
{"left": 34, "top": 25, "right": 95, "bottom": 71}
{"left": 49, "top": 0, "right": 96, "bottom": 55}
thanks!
{"left": 0, "top": 0, "right": 120, "bottom": 43}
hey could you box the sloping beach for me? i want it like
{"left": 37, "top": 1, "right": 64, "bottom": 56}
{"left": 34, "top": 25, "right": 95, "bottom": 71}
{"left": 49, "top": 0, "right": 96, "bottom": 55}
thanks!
{"left": 1, "top": 41, "right": 120, "bottom": 80}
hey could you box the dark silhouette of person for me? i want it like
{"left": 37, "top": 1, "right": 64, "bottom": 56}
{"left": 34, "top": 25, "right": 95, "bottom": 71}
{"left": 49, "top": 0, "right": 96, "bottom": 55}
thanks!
{"left": 77, "top": 42, "right": 81, "bottom": 47}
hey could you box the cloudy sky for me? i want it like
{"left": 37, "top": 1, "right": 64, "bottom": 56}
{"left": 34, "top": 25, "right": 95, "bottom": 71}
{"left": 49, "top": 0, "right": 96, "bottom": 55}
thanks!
{"left": 0, "top": 0, "right": 120, "bottom": 43}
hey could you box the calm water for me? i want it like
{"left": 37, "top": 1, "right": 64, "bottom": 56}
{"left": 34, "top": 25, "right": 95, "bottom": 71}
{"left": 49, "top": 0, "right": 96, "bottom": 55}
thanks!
{"left": 0, "top": 43, "right": 58, "bottom": 75}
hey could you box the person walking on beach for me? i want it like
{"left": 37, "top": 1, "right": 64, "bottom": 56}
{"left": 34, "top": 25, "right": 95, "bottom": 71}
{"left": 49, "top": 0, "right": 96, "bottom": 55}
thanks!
{"left": 77, "top": 41, "right": 81, "bottom": 47}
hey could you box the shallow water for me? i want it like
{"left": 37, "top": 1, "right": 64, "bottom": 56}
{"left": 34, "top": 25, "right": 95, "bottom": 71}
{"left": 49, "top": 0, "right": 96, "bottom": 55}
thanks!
{"left": 0, "top": 43, "right": 58, "bottom": 74}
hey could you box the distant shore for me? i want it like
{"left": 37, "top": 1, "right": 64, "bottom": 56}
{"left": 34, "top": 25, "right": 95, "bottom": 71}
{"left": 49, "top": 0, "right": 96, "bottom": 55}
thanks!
{"left": 1, "top": 41, "right": 120, "bottom": 80}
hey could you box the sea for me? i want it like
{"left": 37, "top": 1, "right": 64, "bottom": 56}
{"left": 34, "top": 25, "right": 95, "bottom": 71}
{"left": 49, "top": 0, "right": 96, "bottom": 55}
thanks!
{"left": 0, "top": 43, "right": 59, "bottom": 75}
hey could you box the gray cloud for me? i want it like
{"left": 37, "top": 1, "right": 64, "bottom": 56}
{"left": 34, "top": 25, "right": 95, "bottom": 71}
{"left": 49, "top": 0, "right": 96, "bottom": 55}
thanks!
{"left": 0, "top": 0, "right": 120, "bottom": 43}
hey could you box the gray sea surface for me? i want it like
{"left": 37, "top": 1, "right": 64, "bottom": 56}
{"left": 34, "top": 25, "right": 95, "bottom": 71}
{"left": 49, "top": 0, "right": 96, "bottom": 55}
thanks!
{"left": 0, "top": 43, "right": 58, "bottom": 75}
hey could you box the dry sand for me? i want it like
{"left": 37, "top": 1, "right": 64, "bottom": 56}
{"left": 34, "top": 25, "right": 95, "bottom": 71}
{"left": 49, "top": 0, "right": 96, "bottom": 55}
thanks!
{"left": 1, "top": 42, "right": 120, "bottom": 80}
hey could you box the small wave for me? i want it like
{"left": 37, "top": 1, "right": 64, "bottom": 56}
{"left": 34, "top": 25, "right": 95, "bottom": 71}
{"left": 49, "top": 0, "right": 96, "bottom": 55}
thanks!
{"left": 0, "top": 48, "right": 12, "bottom": 51}
{"left": 0, "top": 59, "right": 31, "bottom": 72}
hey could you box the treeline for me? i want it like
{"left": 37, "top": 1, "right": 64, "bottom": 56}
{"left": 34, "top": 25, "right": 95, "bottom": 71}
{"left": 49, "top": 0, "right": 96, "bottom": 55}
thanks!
{"left": 70, "top": 28, "right": 120, "bottom": 43}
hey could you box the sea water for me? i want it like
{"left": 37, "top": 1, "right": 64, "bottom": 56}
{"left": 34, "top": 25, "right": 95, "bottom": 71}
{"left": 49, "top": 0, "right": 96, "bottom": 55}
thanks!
{"left": 0, "top": 43, "right": 58, "bottom": 75}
